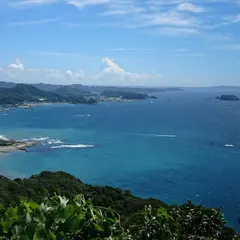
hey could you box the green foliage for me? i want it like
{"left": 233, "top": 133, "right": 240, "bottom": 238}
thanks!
{"left": 0, "top": 195, "right": 124, "bottom": 240}
{"left": 169, "top": 201, "right": 226, "bottom": 239}
{"left": 0, "top": 196, "right": 238, "bottom": 240}
{"left": 0, "top": 171, "right": 239, "bottom": 240}
{"left": 0, "top": 171, "right": 167, "bottom": 219}
{"left": 128, "top": 206, "right": 175, "bottom": 240}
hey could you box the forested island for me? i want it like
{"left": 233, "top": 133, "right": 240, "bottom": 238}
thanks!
{"left": 0, "top": 171, "right": 238, "bottom": 239}
{"left": 216, "top": 95, "right": 239, "bottom": 101}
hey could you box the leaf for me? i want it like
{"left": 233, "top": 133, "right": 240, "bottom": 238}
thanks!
{"left": 29, "top": 201, "right": 40, "bottom": 210}
{"left": 26, "top": 223, "right": 37, "bottom": 239}
{"left": 48, "top": 230, "right": 57, "bottom": 240}
{"left": 11, "top": 225, "right": 19, "bottom": 236}
{"left": 34, "top": 210, "right": 46, "bottom": 224}
{"left": 94, "top": 224, "right": 104, "bottom": 232}
{"left": 33, "top": 226, "right": 45, "bottom": 240}
{"left": 1, "top": 222, "right": 11, "bottom": 234}
{"left": 5, "top": 206, "right": 18, "bottom": 220}
{"left": 26, "top": 213, "right": 32, "bottom": 224}
{"left": 157, "top": 208, "right": 169, "bottom": 221}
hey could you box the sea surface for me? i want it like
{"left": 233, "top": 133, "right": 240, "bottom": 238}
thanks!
{"left": 1, "top": 88, "right": 240, "bottom": 229}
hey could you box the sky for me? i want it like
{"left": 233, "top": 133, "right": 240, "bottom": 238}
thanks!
{"left": 0, "top": 0, "right": 240, "bottom": 87}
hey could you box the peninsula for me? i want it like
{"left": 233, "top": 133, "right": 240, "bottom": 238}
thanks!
{"left": 101, "top": 90, "right": 156, "bottom": 101}
{"left": 0, "top": 138, "right": 39, "bottom": 153}
{"left": 0, "top": 84, "right": 97, "bottom": 106}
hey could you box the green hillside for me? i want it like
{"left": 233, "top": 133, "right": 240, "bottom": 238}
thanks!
{"left": 0, "top": 84, "right": 97, "bottom": 105}
{"left": 0, "top": 171, "right": 238, "bottom": 239}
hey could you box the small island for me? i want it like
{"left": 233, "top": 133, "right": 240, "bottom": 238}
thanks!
{"left": 0, "top": 138, "right": 39, "bottom": 153}
{"left": 216, "top": 95, "right": 239, "bottom": 101}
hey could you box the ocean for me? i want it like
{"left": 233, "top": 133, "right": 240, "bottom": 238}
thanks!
{"left": 1, "top": 88, "right": 240, "bottom": 229}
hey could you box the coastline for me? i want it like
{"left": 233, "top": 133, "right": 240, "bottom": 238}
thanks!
{"left": 0, "top": 141, "right": 39, "bottom": 153}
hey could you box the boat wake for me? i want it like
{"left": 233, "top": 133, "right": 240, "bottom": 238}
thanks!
{"left": 129, "top": 133, "right": 176, "bottom": 138}
{"left": 51, "top": 144, "right": 95, "bottom": 149}
{"left": 75, "top": 114, "right": 91, "bottom": 117}
{"left": 224, "top": 144, "right": 234, "bottom": 148}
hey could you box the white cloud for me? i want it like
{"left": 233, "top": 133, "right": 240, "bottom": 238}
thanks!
{"left": 102, "top": 57, "right": 125, "bottom": 73}
{"left": 8, "top": 59, "right": 24, "bottom": 71}
{"left": 223, "top": 14, "right": 240, "bottom": 24}
{"left": 1, "top": 59, "right": 85, "bottom": 84}
{"left": 9, "top": 0, "right": 59, "bottom": 8}
{"left": 100, "top": 2, "right": 144, "bottom": 16}
{"left": 67, "top": 0, "right": 112, "bottom": 8}
{"left": 132, "top": 11, "right": 198, "bottom": 28}
{"left": 155, "top": 27, "right": 200, "bottom": 36}
{"left": 0, "top": 57, "right": 164, "bottom": 86}
{"left": 176, "top": 3, "right": 205, "bottom": 13}
{"left": 96, "top": 57, "right": 163, "bottom": 86}
{"left": 8, "top": 18, "right": 59, "bottom": 27}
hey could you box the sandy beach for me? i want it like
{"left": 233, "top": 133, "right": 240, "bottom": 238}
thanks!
{"left": 0, "top": 141, "right": 39, "bottom": 153}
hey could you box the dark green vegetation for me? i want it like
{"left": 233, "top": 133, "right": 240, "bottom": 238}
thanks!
{"left": 101, "top": 90, "right": 151, "bottom": 100}
{"left": 0, "top": 140, "right": 16, "bottom": 147}
{"left": 0, "top": 171, "right": 239, "bottom": 239}
{"left": 216, "top": 95, "right": 239, "bottom": 101}
{"left": 0, "top": 84, "right": 97, "bottom": 105}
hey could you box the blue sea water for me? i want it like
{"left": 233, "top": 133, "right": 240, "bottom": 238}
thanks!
{"left": 1, "top": 88, "right": 240, "bottom": 229}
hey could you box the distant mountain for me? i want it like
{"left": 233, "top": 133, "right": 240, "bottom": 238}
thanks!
{"left": 0, "top": 81, "right": 184, "bottom": 96}
{"left": 212, "top": 86, "right": 240, "bottom": 89}
{"left": 53, "top": 86, "right": 92, "bottom": 96}
{"left": 33, "top": 83, "right": 62, "bottom": 91}
{"left": 0, "top": 81, "right": 16, "bottom": 88}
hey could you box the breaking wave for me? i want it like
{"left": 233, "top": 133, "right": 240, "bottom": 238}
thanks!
{"left": 0, "top": 135, "right": 9, "bottom": 141}
{"left": 22, "top": 137, "right": 63, "bottom": 146}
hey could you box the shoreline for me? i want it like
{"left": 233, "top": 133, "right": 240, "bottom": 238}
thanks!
{"left": 0, "top": 141, "right": 39, "bottom": 153}
{"left": 0, "top": 98, "right": 150, "bottom": 113}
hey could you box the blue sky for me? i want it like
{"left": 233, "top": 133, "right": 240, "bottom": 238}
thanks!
{"left": 0, "top": 0, "right": 240, "bottom": 86}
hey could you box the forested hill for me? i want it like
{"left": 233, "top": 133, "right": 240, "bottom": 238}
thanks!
{"left": 0, "top": 84, "right": 97, "bottom": 105}
{"left": 0, "top": 171, "right": 238, "bottom": 239}
{"left": 0, "top": 171, "right": 167, "bottom": 216}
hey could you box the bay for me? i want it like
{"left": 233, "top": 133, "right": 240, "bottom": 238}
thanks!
{"left": 1, "top": 89, "right": 240, "bottom": 228}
